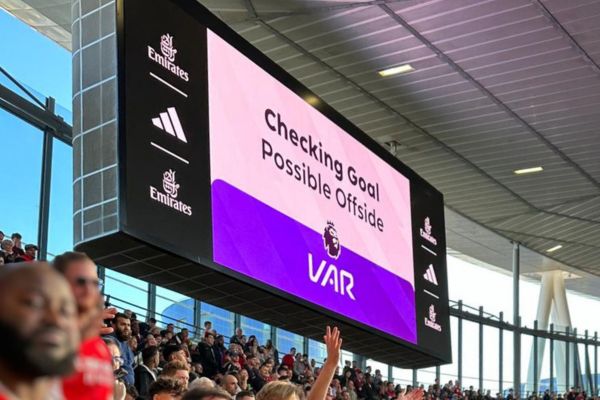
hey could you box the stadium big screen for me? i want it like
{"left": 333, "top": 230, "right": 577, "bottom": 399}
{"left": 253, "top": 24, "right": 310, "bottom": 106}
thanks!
{"left": 112, "top": 0, "right": 451, "bottom": 365}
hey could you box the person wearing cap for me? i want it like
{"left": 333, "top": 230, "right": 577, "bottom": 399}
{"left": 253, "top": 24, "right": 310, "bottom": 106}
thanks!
{"left": 16, "top": 244, "right": 38, "bottom": 262}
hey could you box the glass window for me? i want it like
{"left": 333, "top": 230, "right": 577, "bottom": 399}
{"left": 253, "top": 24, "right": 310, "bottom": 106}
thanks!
{"left": 104, "top": 269, "right": 148, "bottom": 319}
{"left": 0, "top": 108, "right": 43, "bottom": 245}
{"left": 276, "top": 328, "right": 304, "bottom": 356}
{"left": 200, "top": 302, "right": 234, "bottom": 342}
{"left": 483, "top": 325, "right": 500, "bottom": 392}
{"left": 48, "top": 138, "right": 73, "bottom": 257}
{"left": 308, "top": 339, "right": 327, "bottom": 365}
{"left": 368, "top": 359, "right": 390, "bottom": 381}
{"left": 240, "top": 315, "right": 271, "bottom": 346}
{"left": 462, "top": 320, "right": 480, "bottom": 389}
{"left": 393, "top": 367, "right": 413, "bottom": 386}
{"left": 156, "top": 286, "right": 194, "bottom": 333}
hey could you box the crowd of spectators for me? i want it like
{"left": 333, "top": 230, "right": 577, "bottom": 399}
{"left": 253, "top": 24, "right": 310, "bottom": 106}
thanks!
{"left": 0, "top": 232, "right": 597, "bottom": 400}
{"left": 0, "top": 231, "right": 38, "bottom": 264}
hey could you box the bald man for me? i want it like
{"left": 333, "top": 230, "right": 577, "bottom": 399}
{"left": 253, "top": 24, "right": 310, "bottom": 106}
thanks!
{"left": 0, "top": 262, "right": 80, "bottom": 400}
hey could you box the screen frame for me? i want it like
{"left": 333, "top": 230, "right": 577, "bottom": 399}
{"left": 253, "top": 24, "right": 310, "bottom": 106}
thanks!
{"left": 115, "top": 0, "right": 450, "bottom": 363}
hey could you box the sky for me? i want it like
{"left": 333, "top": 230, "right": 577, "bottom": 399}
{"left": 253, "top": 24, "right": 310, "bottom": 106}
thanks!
{"left": 0, "top": 8, "right": 73, "bottom": 255}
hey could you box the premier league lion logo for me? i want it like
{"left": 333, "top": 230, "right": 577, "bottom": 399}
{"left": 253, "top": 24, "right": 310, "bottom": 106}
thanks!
{"left": 323, "top": 221, "right": 341, "bottom": 259}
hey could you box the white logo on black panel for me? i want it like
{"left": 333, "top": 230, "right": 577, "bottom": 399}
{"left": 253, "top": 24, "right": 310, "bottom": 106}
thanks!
{"left": 423, "top": 264, "right": 438, "bottom": 286}
{"left": 149, "top": 169, "right": 192, "bottom": 216}
{"left": 147, "top": 33, "right": 190, "bottom": 82}
{"left": 424, "top": 304, "right": 442, "bottom": 332}
{"left": 152, "top": 107, "right": 188, "bottom": 143}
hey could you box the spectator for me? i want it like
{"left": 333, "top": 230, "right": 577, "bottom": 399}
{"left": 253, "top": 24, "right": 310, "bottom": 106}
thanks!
{"left": 277, "top": 366, "right": 291, "bottom": 382}
{"left": 183, "top": 387, "right": 232, "bottom": 400}
{"left": 54, "top": 251, "right": 116, "bottom": 400}
{"left": 0, "top": 239, "right": 17, "bottom": 264}
{"left": 0, "top": 262, "right": 80, "bottom": 399}
{"left": 161, "top": 360, "right": 190, "bottom": 389}
{"left": 281, "top": 347, "right": 296, "bottom": 370}
{"left": 204, "top": 321, "right": 215, "bottom": 337}
{"left": 222, "top": 373, "right": 240, "bottom": 397}
{"left": 230, "top": 328, "right": 244, "bottom": 345}
{"left": 224, "top": 351, "right": 242, "bottom": 374}
{"left": 264, "top": 339, "right": 278, "bottom": 365}
{"left": 198, "top": 332, "right": 220, "bottom": 378}
{"left": 10, "top": 233, "right": 24, "bottom": 256}
{"left": 0, "top": 230, "right": 4, "bottom": 241}
{"left": 16, "top": 243, "right": 38, "bottom": 262}
{"left": 149, "top": 377, "right": 186, "bottom": 400}
{"left": 176, "top": 328, "right": 191, "bottom": 346}
{"left": 237, "top": 390, "right": 255, "bottom": 400}
{"left": 136, "top": 345, "right": 160, "bottom": 399}
{"left": 164, "top": 344, "right": 189, "bottom": 366}
{"left": 189, "top": 377, "right": 217, "bottom": 391}
{"left": 111, "top": 312, "right": 136, "bottom": 386}
{"left": 126, "top": 384, "right": 140, "bottom": 400}
{"left": 104, "top": 336, "right": 128, "bottom": 400}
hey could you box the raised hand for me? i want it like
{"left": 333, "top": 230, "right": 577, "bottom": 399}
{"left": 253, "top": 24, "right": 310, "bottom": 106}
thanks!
{"left": 323, "top": 326, "right": 342, "bottom": 367}
{"left": 100, "top": 306, "right": 117, "bottom": 335}
{"left": 398, "top": 388, "right": 425, "bottom": 400}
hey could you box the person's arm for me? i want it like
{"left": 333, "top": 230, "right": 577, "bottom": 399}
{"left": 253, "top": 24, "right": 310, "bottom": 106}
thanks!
{"left": 307, "top": 326, "right": 342, "bottom": 400}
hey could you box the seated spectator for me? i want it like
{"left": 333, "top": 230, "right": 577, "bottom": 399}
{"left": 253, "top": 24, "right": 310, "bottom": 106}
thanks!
{"left": 126, "top": 384, "right": 140, "bottom": 400}
{"left": 189, "top": 377, "right": 217, "bottom": 391}
{"left": 136, "top": 346, "right": 160, "bottom": 399}
{"left": 0, "top": 239, "right": 18, "bottom": 264}
{"left": 10, "top": 233, "right": 24, "bottom": 256}
{"left": 0, "top": 262, "right": 80, "bottom": 400}
{"left": 161, "top": 360, "right": 190, "bottom": 389}
{"left": 104, "top": 336, "right": 129, "bottom": 400}
{"left": 15, "top": 244, "right": 38, "bottom": 262}
{"left": 222, "top": 373, "right": 241, "bottom": 397}
{"left": 149, "top": 377, "right": 186, "bottom": 400}
{"left": 183, "top": 387, "right": 232, "bottom": 400}
{"left": 237, "top": 390, "right": 255, "bottom": 400}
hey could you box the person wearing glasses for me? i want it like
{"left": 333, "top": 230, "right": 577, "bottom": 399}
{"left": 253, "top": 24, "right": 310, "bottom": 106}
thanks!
{"left": 104, "top": 336, "right": 128, "bottom": 400}
{"left": 53, "top": 251, "right": 117, "bottom": 400}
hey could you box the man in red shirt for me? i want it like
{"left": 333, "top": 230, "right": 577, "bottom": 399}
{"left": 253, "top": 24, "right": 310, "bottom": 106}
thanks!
{"left": 53, "top": 251, "right": 117, "bottom": 400}
{"left": 281, "top": 347, "right": 297, "bottom": 370}
{"left": 0, "top": 262, "right": 80, "bottom": 400}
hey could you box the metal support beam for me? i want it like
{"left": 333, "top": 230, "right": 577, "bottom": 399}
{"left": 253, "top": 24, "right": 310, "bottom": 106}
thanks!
{"left": 234, "top": 313, "right": 241, "bottom": 330}
{"left": 513, "top": 242, "right": 521, "bottom": 398}
{"left": 479, "top": 306, "right": 484, "bottom": 391}
{"left": 500, "top": 311, "right": 504, "bottom": 394}
{"left": 594, "top": 332, "right": 598, "bottom": 396}
{"left": 550, "top": 324, "right": 554, "bottom": 393}
{"left": 458, "top": 301, "right": 463, "bottom": 385}
{"left": 412, "top": 369, "right": 417, "bottom": 387}
{"left": 147, "top": 283, "right": 156, "bottom": 320}
{"left": 194, "top": 299, "right": 202, "bottom": 338}
{"left": 37, "top": 97, "right": 54, "bottom": 261}
{"left": 435, "top": 365, "right": 440, "bottom": 383}
{"left": 566, "top": 326, "right": 571, "bottom": 390}
{"left": 534, "top": 320, "right": 539, "bottom": 393}
{"left": 0, "top": 82, "right": 71, "bottom": 143}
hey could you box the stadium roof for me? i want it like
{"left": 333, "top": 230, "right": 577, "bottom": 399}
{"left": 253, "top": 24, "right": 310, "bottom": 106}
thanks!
{"left": 3, "top": 0, "right": 600, "bottom": 298}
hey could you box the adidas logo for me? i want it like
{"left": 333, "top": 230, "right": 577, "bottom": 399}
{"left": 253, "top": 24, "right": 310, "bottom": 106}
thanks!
{"left": 152, "top": 107, "right": 188, "bottom": 143}
{"left": 423, "top": 264, "right": 438, "bottom": 285}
